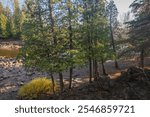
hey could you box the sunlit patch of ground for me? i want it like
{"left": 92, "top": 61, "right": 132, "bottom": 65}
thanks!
{"left": 144, "top": 67, "right": 150, "bottom": 70}
{"left": 110, "top": 72, "right": 121, "bottom": 79}
{"left": 63, "top": 77, "right": 91, "bottom": 88}
{"left": 0, "top": 85, "right": 16, "bottom": 93}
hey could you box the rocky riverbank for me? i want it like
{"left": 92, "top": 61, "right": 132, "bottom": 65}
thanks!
{"left": 0, "top": 40, "right": 22, "bottom": 50}
{"left": 0, "top": 56, "right": 150, "bottom": 99}
{"left": 0, "top": 57, "right": 88, "bottom": 99}
{"left": 0, "top": 57, "right": 48, "bottom": 99}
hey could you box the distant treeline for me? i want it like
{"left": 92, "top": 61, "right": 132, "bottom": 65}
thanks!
{"left": 0, "top": 0, "right": 25, "bottom": 40}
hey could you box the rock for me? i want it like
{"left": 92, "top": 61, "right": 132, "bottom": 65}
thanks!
{"left": 111, "top": 67, "right": 150, "bottom": 99}
{"left": 3, "top": 72, "right": 9, "bottom": 79}
{"left": 12, "top": 87, "right": 18, "bottom": 92}
{"left": 109, "top": 79, "right": 116, "bottom": 87}
{"left": 26, "top": 72, "right": 34, "bottom": 76}
{"left": 0, "top": 77, "right": 4, "bottom": 81}
{"left": 95, "top": 75, "right": 111, "bottom": 90}
{"left": 17, "top": 81, "right": 24, "bottom": 86}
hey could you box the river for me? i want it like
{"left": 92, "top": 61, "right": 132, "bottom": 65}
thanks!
{"left": 0, "top": 48, "right": 19, "bottom": 58}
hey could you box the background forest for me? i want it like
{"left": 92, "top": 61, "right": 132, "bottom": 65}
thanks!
{"left": 0, "top": 0, "right": 150, "bottom": 100}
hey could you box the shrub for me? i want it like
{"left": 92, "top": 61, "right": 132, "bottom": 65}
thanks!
{"left": 18, "top": 77, "right": 59, "bottom": 99}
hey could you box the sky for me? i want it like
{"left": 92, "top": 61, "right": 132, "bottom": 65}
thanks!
{"left": 1, "top": 0, "right": 134, "bottom": 13}
{"left": 1, "top": 0, "right": 134, "bottom": 19}
{"left": 113, "top": 0, "right": 134, "bottom": 14}
{"left": 1, "top": 0, "right": 134, "bottom": 12}
{"left": 111, "top": 0, "right": 134, "bottom": 21}
{"left": 19, "top": 0, "right": 134, "bottom": 13}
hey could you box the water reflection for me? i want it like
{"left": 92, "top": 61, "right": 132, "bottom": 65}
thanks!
{"left": 0, "top": 48, "right": 19, "bottom": 58}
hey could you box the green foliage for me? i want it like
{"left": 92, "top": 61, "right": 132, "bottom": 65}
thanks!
{"left": 128, "top": 0, "right": 150, "bottom": 51}
{"left": 12, "top": 0, "right": 23, "bottom": 39}
{"left": 106, "top": 0, "right": 118, "bottom": 27}
{"left": 21, "top": 38, "right": 69, "bottom": 72}
{"left": 18, "top": 78, "right": 59, "bottom": 99}
{"left": 0, "top": 13, "right": 7, "bottom": 38}
{"left": 0, "top": 1, "right": 25, "bottom": 39}
{"left": 94, "top": 41, "right": 115, "bottom": 62}
{"left": 79, "top": 0, "right": 112, "bottom": 62}
{"left": 21, "top": 0, "right": 84, "bottom": 73}
{"left": 20, "top": 0, "right": 118, "bottom": 85}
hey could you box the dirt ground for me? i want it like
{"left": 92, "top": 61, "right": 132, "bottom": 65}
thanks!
{"left": 0, "top": 48, "right": 150, "bottom": 99}
{"left": 62, "top": 57, "right": 150, "bottom": 88}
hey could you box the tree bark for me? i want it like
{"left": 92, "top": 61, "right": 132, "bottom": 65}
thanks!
{"left": 114, "top": 59, "right": 119, "bottom": 69}
{"left": 89, "top": 58, "right": 93, "bottom": 83}
{"left": 67, "top": 0, "right": 73, "bottom": 89}
{"left": 48, "top": 0, "right": 56, "bottom": 44}
{"left": 59, "top": 72, "right": 64, "bottom": 93}
{"left": 69, "top": 68, "right": 73, "bottom": 89}
{"left": 101, "top": 59, "right": 107, "bottom": 75}
{"left": 84, "top": 2, "right": 93, "bottom": 83}
{"left": 140, "top": 49, "right": 144, "bottom": 68}
{"left": 50, "top": 72, "right": 55, "bottom": 94}
{"left": 109, "top": 10, "right": 119, "bottom": 69}
{"left": 93, "top": 60, "right": 99, "bottom": 81}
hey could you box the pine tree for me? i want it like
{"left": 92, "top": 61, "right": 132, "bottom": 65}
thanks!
{"left": 80, "top": 0, "right": 112, "bottom": 81}
{"left": 0, "top": 2, "right": 8, "bottom": 39}
{"left": 21, "top": 0, "right": 72, "bottom": 93}
{"left": 127, "top": 0, "right": 150, "bottom": 68}
{"left": 13, "top": 0, "right": 22, "bottom": 39}
{"left": 20, "top": 0, "right": 116, "bottom": 92}
{"left": 0, "top": 0, "right": 25, "bottom": 40}
{"left": 106, "top": 0, "right": 119, "bottom": 69}
{"left": 5, "top": 6, "right": 13, "bottom": 38}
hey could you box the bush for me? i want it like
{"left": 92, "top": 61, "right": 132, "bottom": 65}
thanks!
{"left": 18, "top": 77, "right": 59, "bottom": 99}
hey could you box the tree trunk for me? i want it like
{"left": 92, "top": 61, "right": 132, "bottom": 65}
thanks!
{"left": 59, "top": 72, "right": 64, "bottom": 93}
{"left": 89, "top": 58, "right": 93, "bottom": 83}
{"left": 93, "top": 60, "right": 99, "bottom": 81}
{"left": 109, "top": 12, "right": 119, "bottom": 69}
{"left": 48, "top": 0, "right": 59, "bottom": 93}
{"left": 140, "top": 49, "right": 144, "bottom": 68}
{"left": 115, "top": 59, "right": 119, "bottom": 69}
{"left": 67, "top": 0, "right": 73, "bottom": 89}
{"left": 84, "top": 2, "right": 93, "bottom": 83}
{"left": 101, "top": 59, "right": 107, "bottom": 75}
{"left": 50, "top": 72, "right": 55, "bottom": 94}
{"left": 69, "top": 68, "right": 73, "bottom": 89}
{"left": 48, "top": 0, "right": 56, "bottom": 44}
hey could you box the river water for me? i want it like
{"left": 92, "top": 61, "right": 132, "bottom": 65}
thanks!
{"left": 0, "top": 48, "right": 19, "bottom": 58}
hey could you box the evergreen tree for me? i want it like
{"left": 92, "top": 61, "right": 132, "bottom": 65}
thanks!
{"left": 21, "top": 0, "right": 73, "bottom": 92}
{"left": 127, "top": 0, "right": 150, "bottom": 67}
{"left": 0, "top": 0, "right": 25, "bottom": 39}
{"left": 20, "top": 0, "right": 117, "bottom": 92}
{"left": 13, "top": 0, "right": 22, "bottom": 39}
{"left": 106, "top": 0, "right": 119, "bottom": 69}
{"left": 0, "top": 2, "right": 8, "bottom": 39}
{"left": 5, "top": 6, "right": 13, "bottom": 38}
{"left": 80, "top": 0, "right": 112, "bottom": 81}
{"left": 62, "top": 0, "right": 83, "bottom": 88}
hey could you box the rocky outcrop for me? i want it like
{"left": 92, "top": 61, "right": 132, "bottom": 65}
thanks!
{"left": 110, "top": 66, "right": 150, "bottom": 99}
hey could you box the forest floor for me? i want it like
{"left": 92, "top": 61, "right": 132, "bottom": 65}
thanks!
{"left": 0, "top": 40, "right": 150, "bottom": 100}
